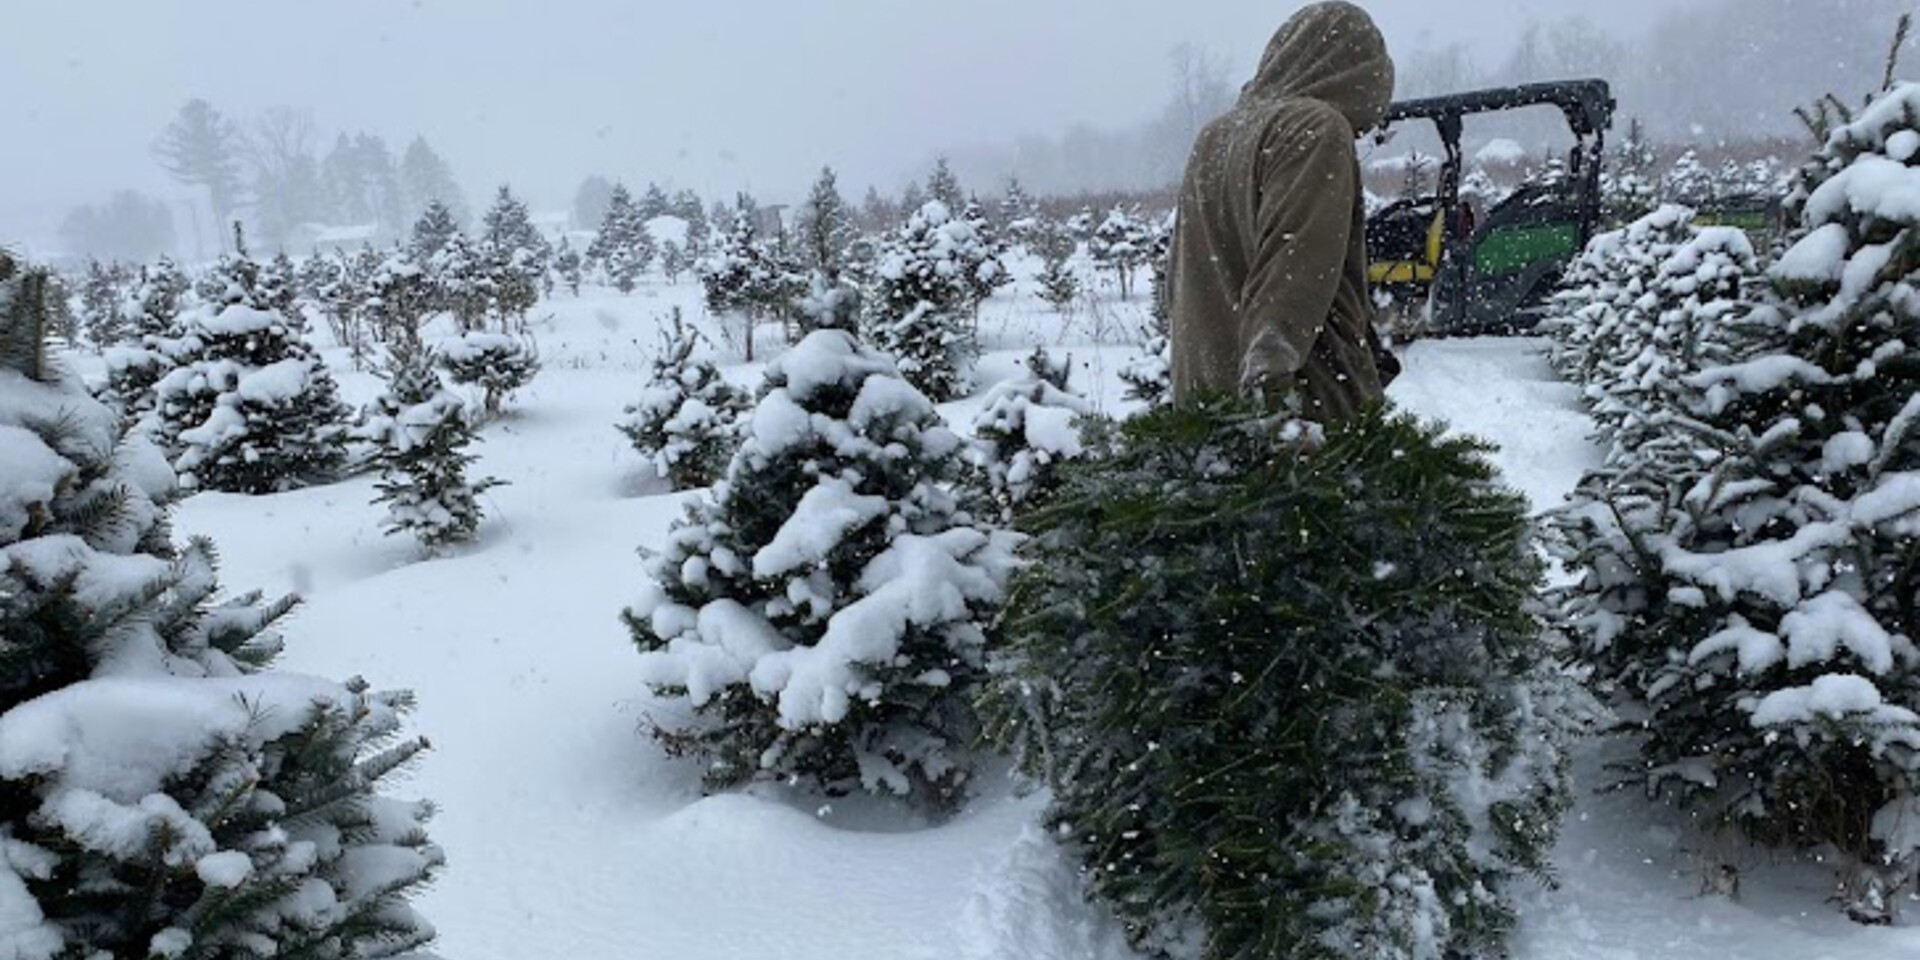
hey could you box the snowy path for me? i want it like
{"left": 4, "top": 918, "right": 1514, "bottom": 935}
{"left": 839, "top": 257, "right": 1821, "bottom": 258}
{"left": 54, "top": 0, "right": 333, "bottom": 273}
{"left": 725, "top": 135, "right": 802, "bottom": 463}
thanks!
{"left": 174, "top": 306, "right": 1920, "bottom": 960}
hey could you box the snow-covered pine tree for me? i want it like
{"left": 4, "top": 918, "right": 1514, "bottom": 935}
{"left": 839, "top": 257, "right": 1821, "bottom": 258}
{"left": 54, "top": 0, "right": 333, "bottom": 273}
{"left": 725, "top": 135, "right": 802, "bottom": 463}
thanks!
{"left": 430, "top": 231, "right": 495, "bottom": 333}
{"left": 959, "top": 197, "right": 1010, "bottom": 306}
{"left": 151, "top": 249, "right": 351, "bottom": 494}
{"left": 640, "top": 182, "right": 671, "bottom": 220}
{"left": 1602, "top": 118, "right": 1660, "bottom": 223}
{"left": 1662, "top": 149, "right": 1714, "bottom": 207}
{"left": 259, "top": 251, "right": 299, "bottom": 317}
{"left": 659, "top": 240, "right": 691, "bottom": 285}
{"left": 364, "top": 248, "right": 434, "bottom": 355}
{"left": 797, "top": 166, "right": 857, "bottom": 280}
{"left": 588, "top": 184, "right": 655, "bottom": 293}
{"left": 552, "top": 234, "right": 584, "bottom": 295}
{"left": 135, "top": 258, "right": 189, "bottom": 338}
{"left": 864, "top": 200, "right": 982, "bottom": 401}
{"left": 77, "top": 259, "right": 131, "bottom": 348}
{"left": 984, "top": 399, "right": 1574, "bottom": 960}
{"left": 480, "top": 185, "right": 549, "bottom": 325}
{"left": 1089, "top": 206, "right": 1154, "bottom": 300}
{"left": 698, "top": 205, "right": 801, "bottom": 362}
{"left": 1554, "top": 83, "right": 1920, "bottom": 923}
{"left": 617, "top": 307, "right": 750, "bottom": 490}
{"left": 1587, "top": 226, "right": 1760, "bottom": 462}
{"left": 409, "top": 197, "right": 462, "bottom": 264}
{"left": 967, "top": 347, "right": 1095, "bottom": 518}
{"left": 0, "top": 251, "right": 443, "bottom": 958}
{"left": 998, "top": 176, "right": 1041, "bottom": 249}
{"left": 100, "top": 257, "right": 195, "bottom": 422}
{"left": 1034, "top": 222, "right": 1081, "bottom": 315}
{"left": 1542, "top": 204, "right": 1695, "bottom": 399}
{"left": 627, "top": 329, "right": 1020, "bottom": 809}
{"left": 317, "top": 247, "right": 378, "bottom": 367}
{"left": 436, "top": 330, "right": 539, "bottom": 419}
{"left": 481, "top": 184, "right": 549, "bottom": 271}
{"left": 368, "top": 349, "right": 502, "bottom": 552}
{"left": 926, "top": 156, "right": 965, "bottom": 212}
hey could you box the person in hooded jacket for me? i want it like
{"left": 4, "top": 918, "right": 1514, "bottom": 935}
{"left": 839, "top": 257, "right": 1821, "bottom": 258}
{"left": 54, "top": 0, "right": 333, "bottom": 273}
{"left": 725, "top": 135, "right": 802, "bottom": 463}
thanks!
{"left": 1168, "top": 1, "right": 1397, "bottom": 424}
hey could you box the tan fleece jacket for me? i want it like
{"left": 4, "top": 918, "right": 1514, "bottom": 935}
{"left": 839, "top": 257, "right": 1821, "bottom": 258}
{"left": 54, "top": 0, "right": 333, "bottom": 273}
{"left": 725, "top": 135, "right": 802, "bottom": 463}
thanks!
{"left": 1168, "top": 1, "right": 1395, "bottom": 423}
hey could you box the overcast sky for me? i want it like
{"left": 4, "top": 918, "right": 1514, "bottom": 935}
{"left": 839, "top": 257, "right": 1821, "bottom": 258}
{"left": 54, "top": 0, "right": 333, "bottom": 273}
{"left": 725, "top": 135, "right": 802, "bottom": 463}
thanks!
{"left": 2, "top": 0, "right": 1693, "bottom": 247}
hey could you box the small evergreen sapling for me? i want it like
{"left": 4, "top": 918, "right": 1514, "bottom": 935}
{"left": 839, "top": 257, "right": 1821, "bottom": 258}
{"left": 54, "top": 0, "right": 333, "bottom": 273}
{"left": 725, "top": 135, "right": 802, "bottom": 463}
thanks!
{"left": 368, "top": 351, "right": 503, "bottom": 552}
{"left": 618, "top": 308, "right": 750, "bottom": 490}
{"left": 864, "top": 200, "right": 983, "bottom": 401}
{"left": 151, "top": 257, "right": 351, "bottom": 494}
{"left": 552, "top": 234, "right": 584, "bottom": 295}
{"left": 1088, "top": 206, "right": 1155, "bottom": 300}
{"left": 699, "top": 206, "right": 803, "bottom": 362}
{"left": 1035, "top": 223, "right": 1081, "bottom": 315}
{"left": 436, "top": 330, "right": 540, "bottom": 419}
{"left": 627, "top": 329, "right": 1019, "bottom": 809}
{"left": 589, "top": 184, "right": 655, "bottom": 293}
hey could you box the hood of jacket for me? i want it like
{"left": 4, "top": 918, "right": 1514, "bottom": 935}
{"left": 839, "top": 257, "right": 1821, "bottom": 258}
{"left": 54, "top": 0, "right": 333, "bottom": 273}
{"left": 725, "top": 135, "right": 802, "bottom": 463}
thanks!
{"left": 1242, "top": 2, "right": 1395, "bottom": 132}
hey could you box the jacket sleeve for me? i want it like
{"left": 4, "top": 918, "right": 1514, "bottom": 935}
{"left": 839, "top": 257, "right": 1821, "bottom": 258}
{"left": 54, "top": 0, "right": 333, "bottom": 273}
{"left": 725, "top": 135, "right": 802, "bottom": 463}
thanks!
{"left": 1236, "top": 102, "right": 1358, "bottom": 397}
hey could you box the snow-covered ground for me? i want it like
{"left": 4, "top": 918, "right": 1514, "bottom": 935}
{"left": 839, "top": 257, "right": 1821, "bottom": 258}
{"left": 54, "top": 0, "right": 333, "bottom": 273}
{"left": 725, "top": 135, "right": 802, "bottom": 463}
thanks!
{"left": 165, "top": 279, "right": 1920, "bottom": 960}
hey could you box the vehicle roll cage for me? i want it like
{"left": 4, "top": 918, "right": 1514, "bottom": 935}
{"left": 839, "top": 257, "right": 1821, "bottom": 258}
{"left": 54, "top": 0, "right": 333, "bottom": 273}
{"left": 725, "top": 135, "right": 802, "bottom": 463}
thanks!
{"left": 1372, "top": 79, "right": 1616, "bottom": 237}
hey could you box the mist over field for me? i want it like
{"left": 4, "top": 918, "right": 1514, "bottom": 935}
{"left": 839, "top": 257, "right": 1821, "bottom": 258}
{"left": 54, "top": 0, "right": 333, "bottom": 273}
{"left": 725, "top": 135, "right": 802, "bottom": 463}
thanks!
{"left": 3, "top": 0, "right": 1903, "bottom": 260}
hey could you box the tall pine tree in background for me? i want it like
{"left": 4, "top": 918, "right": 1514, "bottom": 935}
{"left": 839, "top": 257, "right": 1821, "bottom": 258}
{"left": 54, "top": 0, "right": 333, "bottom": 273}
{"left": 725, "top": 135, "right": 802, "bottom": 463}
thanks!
{"left": 402, "top": 134, "right": 468, "bottom": 226}
{"left": 0, "top": 249, "right": 444, "bottom": 959}
{"left": 153, "top": 99, "right": 244, "bottom": 254}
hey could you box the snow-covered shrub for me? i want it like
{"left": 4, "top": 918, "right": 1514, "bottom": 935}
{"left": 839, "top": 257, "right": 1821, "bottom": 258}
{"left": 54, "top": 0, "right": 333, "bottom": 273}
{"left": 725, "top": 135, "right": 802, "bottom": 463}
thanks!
{"left": 436, "top": 330, "right": 540, "bottom": 419}
{"left": 864, "top": 200, "right": 985, "bottom": 402}
{"left": 152, "top": 292, "right": 350, "bottom": 494}
{"left": 627, "top": 329, "right": 1019, "bottom": 810}
{"left": 1552, "top": 82, "right": 1920, "bottom": 923}
{"left": 618, "top": 308, "right": 750, "bottom": 490}
{"left": 984, "top": 399, "right": 1574, "bottom": 959}
{"left": 968, "top": 354, "right": 1095, "bottom": 517}
{"left": 0, "top": 254, "right": 443, "bottom": 959}
{"left": 367, "top": 352, "right": 502, "bottom": 552}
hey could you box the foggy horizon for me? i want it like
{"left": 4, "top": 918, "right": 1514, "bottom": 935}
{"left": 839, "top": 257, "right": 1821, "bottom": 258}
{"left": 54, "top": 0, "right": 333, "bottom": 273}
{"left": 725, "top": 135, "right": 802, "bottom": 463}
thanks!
{"left": 3, "top": 0, "right": 1895, "bottom": 258}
